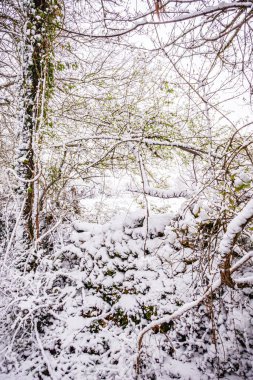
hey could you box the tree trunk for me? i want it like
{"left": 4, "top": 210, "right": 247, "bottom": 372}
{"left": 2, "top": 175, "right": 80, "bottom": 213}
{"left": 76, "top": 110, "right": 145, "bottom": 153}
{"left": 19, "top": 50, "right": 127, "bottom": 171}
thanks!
{"left": 16, "top": 0, "right": 60, "bottom": 244}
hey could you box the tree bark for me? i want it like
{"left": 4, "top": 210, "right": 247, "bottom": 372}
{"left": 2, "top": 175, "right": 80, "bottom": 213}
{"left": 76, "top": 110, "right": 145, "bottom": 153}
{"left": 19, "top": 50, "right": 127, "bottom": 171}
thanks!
{"left": 16, "top": 0, "right": 60, "bottom": 243}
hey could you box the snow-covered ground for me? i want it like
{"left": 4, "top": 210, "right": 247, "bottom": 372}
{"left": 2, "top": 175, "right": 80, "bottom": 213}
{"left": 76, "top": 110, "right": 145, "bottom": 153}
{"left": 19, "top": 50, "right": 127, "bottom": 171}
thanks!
{"left": 1, "top": 203, "right": 252, "bottom": 379}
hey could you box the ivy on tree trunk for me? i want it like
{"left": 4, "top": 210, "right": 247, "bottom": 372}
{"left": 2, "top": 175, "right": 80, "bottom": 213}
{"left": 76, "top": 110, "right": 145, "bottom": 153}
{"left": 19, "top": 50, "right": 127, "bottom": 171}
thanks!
{"left": 16, "top": 0, "right": 61, "bottom": 243}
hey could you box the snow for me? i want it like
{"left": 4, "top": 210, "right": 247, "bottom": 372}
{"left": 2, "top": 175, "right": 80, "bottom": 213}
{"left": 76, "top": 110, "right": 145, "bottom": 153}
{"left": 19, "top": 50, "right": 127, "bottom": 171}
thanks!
{"left": 114, "top": 294, "right": 138, "bottom": 313}
{"left": 1, "top": 208, "right": 253, "bottom": 379}
{"left": 66, "top": 316, "right": 87, "bottom": 331}
{"left": 219, "top": 199, "right": 253, "bottom": 256}
{"left": 1, "top": 0, "right": 253, "bottom": 378}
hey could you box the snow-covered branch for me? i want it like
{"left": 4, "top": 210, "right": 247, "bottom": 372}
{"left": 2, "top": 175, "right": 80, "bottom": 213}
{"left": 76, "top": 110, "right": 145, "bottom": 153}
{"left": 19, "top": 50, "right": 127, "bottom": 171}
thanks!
{"left": 53, "top": 135, "right": 206, "bottom": 156}
{"left": 35, "top": 320, "right": 58, "bottom": 380}
{"left": 62, "top": 2, "right": 253, "bottom": 39}
{"left": 130, "top": 186, "right": 191, "bottom": 199}
{"left": 136, "top": 250, "right": 253, "bottom": 372}
{"left": 234, "top": 276, "right": 253, "bottom": 284}
{"left": 219, "top": 199, "right": 253, "bottom": 257}
{"left": 130, "top": 147, "right": 191, "bottom": 199}
{"left": 6, "top": 166, "right": 42, "bottom": 184}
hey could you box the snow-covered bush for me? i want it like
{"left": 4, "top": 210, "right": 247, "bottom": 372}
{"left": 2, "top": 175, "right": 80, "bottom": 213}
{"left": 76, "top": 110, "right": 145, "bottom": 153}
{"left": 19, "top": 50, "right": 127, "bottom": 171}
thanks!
{"left": 1, "top": 206, "right": 252, "bottom": 379}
